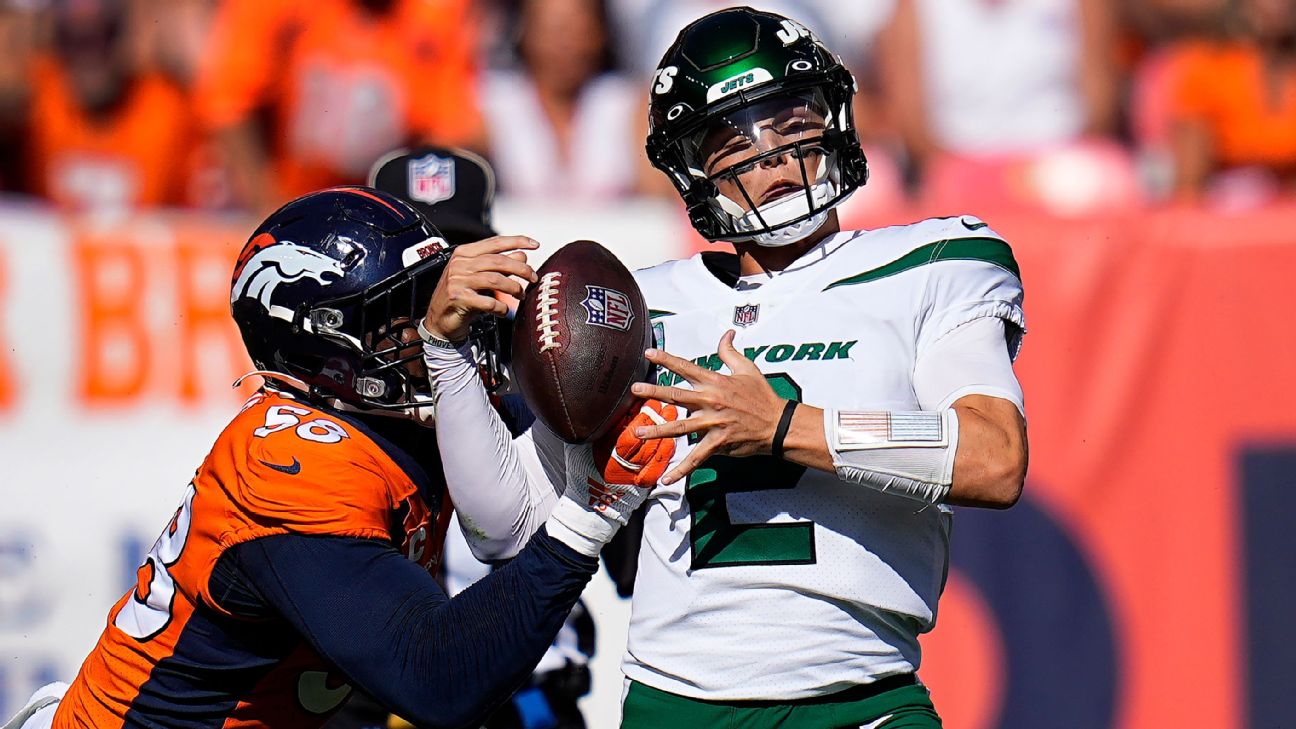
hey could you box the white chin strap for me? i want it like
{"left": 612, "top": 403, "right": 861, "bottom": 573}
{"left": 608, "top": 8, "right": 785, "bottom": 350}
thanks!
{"left": 749, "top": 208, "right": 829, "bottom": 247}
{"left": 720, "top": 177, "right": 839, "bottom": 248}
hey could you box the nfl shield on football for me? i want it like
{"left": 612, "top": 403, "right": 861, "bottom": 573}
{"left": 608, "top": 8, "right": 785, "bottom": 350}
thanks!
{"left": 511, "top": 241, "right": 652, "bottom": 443}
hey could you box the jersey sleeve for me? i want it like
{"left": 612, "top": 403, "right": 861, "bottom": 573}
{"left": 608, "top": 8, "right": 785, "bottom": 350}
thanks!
{"left": 913, "top": 316, "right": 1025, "bottom": 413}
{"left": 224, "top": 526, "right": 597, "bottom": 729}
{"left": 424, "top": 345, "right": 564, "bottom": 562}
{"left": 915, "top": 221, "right": 1026, "bottom": 363}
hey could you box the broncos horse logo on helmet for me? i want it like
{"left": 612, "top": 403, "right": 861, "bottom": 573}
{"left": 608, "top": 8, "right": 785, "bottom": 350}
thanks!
{"left": 231, "top": 186, "right": 470, "bottom": 416}
{"left": 231, "top": 236, "right": 347, "bottom": 314}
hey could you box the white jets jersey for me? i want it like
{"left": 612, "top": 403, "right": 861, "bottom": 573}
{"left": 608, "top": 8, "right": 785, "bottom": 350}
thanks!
{"left": 622, "top": 216, "right": 1026, "bottom": 701}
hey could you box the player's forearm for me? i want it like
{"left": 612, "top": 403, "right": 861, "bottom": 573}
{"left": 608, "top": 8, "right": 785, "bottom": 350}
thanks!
{"left": 394, "top": 527, "right": 598, "bottom": 728}
{"left": 945, "top": 396, "right": 1027, "bottom": 508}
{"left": 783, "top": 402, "right": 1015, "bottom": 495}
{"left": 810, "top": 396, "right": 1026, "bottom": 508}
{"left": 424, "top": 343, "right": 558, "bottom": 560}
{"left": 232, "top": 530, "right": 596, "bottom": 729}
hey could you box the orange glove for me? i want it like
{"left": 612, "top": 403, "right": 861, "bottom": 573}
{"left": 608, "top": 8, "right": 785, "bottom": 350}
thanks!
{"left": 593, "top": 399, "right": 679, "bottom": 486}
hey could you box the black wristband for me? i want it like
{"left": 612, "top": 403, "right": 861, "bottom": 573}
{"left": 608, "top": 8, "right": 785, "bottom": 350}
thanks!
{"left": 771, "top": 399, "right": 798, "bottom": 460}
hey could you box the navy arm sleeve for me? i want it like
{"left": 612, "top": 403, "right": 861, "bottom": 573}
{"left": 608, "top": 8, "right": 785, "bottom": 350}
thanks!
{"left": 220, "top": 526, "right": 597, "bottom": 729}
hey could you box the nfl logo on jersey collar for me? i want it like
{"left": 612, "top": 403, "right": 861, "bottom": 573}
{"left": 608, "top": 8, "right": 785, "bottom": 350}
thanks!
{"left": 408, "top": 153, "right": 456, "bottom": 205}
{"left": 733, "top": 303, "right": 760, "bottom": 328}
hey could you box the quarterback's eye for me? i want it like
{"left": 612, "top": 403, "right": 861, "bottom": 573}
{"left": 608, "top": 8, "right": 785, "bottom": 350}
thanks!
{"left": 705, "top": 136, "right": 755, "bottom": 174}
{"left": 774, "top": 115, "right": 824, "bottom": 137}
{"left": 769, "top": 100, "right": 828, "bottom": 136}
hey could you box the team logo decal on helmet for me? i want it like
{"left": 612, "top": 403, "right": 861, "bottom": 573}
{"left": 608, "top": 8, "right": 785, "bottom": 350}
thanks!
{"left": 231, "top": 235, "right": 346, "bottom": 313}
{"left": 400, "top": 237, "right": 449, "bottom": 267}
{"left": 708, "top": 68, "right": 774, "bottom": 102}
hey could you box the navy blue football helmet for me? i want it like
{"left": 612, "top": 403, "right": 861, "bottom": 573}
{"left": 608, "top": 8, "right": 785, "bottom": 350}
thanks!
{"left": 230, "top": 186, "right": 456, "bottom": 411}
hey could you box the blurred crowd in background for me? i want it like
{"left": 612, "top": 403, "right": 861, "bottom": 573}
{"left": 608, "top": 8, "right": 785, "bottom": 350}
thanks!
{"left": 1, "top": 0, "right": 1295, "bottom": 220}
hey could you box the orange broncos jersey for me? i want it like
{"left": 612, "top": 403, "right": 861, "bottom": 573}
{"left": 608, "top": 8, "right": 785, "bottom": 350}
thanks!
{"left": 196, "top": 0, "right": 483, "bottom": 199}
{"left": 54, "top": 389, "right": 452, "bottom": 728}
{"left": 27, "top": 55, "right": 200, "bottom": 210}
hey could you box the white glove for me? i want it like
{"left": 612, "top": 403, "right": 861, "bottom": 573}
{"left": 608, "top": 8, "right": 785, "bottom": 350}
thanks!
{"left": 544, "top": 444, "right": 650, "bottom": 558}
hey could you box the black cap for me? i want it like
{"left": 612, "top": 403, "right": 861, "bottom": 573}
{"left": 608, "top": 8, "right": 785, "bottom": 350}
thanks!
{"left": 368, "top": 146, "right": 497, "bottom": 246}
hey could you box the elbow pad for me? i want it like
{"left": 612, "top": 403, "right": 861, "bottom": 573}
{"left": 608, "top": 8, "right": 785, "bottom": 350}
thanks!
{"left": 824, "top": 409, "right": 959, "bottom": 505}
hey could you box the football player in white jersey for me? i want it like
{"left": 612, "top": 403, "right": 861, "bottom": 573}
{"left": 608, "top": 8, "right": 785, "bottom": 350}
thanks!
{"left": 417, "top": 8, "right": 1028, "bottom": 727}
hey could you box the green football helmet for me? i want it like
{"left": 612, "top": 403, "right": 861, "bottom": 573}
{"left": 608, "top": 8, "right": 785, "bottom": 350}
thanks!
{"left": 646, "top": 7, "right": 869, "bottom": 246}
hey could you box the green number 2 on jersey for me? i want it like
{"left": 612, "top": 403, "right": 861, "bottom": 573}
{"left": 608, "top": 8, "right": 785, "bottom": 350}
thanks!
{"left": 686, "top": 374, "right": 814, "bottom": 569}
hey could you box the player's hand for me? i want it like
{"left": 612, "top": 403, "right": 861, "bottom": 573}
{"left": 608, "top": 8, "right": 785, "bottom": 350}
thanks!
{"left": 550, "top": 399, "right": 678, "bottom": 551}
{"left": 550, "top": 433, "right": 664, "bottom": 557}
{"left": 422, "top": 236, "right": 539, "bottom": 343}
{"left": 593, "top": 399, "right": 679, "bottom": 487}
{"left": 630, "top": 330, "right": 785, "bottom": 484}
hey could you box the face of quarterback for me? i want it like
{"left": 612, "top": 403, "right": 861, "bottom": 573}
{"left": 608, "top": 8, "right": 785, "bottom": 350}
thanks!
{"left": 697, "top": 94, "right": 829, "bottom": 213}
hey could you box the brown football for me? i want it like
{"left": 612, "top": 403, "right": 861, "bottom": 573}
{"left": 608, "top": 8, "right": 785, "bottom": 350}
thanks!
{"left": 511, "top": 240, "right": 652, "bottom": 444}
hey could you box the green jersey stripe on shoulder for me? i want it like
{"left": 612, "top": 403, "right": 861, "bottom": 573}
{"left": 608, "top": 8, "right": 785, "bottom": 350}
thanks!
{"left": 649, "top": 309, "right": 677, "bottom": 319}
{"left": 823, "top": 237, "right": 1019, "bottom": 292}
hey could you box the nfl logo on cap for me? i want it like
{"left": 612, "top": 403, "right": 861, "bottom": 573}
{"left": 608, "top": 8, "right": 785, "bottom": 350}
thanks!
{"left": 408, "top": 153, "right": 456, "bottom": 205}
{"left": 733, "top": 303, "right": 759, "bottom": 328}
{"left": 582, "top": 286, "right": 634, "bottom": 331}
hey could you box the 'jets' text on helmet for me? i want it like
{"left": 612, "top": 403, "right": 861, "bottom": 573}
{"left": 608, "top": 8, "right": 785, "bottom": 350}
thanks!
{"left": 231, "top": 187, "right": 468, "bottom": 413}
{"left": 646, "top": 7, "right": 868, "bottom": 246}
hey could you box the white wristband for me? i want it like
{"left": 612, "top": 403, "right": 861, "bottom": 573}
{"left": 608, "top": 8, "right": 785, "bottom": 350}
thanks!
{"left": 824, "top": 409, "right": 959, "bottom": 505}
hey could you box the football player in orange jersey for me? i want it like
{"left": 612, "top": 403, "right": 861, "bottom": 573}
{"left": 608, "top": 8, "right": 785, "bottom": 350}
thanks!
{"left": 3, "top": 186, "right": 671, "bottom": 729}
{"left": 195, "top": 0, "right": 486, "bottom": 210}
{"left": 26, "top": 0, "right": 200, "bottom": 211}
